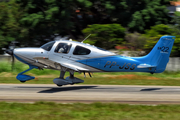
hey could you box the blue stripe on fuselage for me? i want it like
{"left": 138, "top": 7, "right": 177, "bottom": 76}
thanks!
{"left": 77, "top": 55, "right": 156, "bottom": 73}
{"left": 14, "top": 54, "right": 32, "bottom": 65}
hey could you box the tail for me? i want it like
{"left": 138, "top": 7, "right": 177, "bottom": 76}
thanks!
{"left": 137, "top": 35, "right": 175, "bottom": 73}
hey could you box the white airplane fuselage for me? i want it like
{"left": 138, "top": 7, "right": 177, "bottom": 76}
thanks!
{"left": 14, "top": 40, "right": 116, "bottom": 72}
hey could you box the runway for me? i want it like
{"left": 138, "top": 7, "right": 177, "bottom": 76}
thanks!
{"left": 0, "top": 84, "right": 180, "bottom": 104}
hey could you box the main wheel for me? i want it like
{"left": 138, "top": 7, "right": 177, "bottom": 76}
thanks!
{"left": 20, "top": 81, "right": 26, "bottom": 83}
{"left": 56, "top": 84, "right": 62, "bottom": 87}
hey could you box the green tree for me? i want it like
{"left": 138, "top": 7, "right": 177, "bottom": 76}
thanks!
{"left": 13, "top": 0, "right": 174, "bottom": 47}
{"left": 0, "top": 0, "right": 24, "bottom": 50}
{"left": 124, "top": 32, "right": 146, "bottom": 51}
{"left": 144, "top": 24, "right": 172, "bottom": 51}
{"left": 77, "top": 0, "right": 174, "bottom": 33}
{"left": 128, "top": 0, "right": 171, "bottom": 32}
{"left": 2, "top": 0, "right": 173, "bottom": 48}
{"left": 16, "top": 0, "right": 102, "bottom": 46}
{"left": 16, "top": 0, "right": 76, "bottom": 46}
{"left": 82, "top": 24, "right": 125, "bottom": 49}
{"left": 170, "top": 11, "right": 180, "bottom": 35}
{"left": 143, "top": 24, "right": 180, "bottom": 56}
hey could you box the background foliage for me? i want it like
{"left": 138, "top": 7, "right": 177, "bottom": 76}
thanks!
{"left": 142, "top": 24, "right": 180, "bottom": 56}
{"left": 0, "top": 0, "right": 25, "bottom": 49}
{"left": 0, "top": 0, "right": 179, "bottom": 56}
{"left": 83, "top": 24, "right": 125, "bottom": 49}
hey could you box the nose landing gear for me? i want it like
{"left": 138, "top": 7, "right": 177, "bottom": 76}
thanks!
{"left": 16, "top": 66, "right": 38, "bottom": 82}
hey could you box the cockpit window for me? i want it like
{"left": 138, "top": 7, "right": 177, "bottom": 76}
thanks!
{"left": 41, "top": 41, "right": 55, "bottom": 51}
{"left": 54, "top": 43, "right": 72, "bottom": 54}
{"left": 73, "top": 45, "right": 91, "bottom": 55}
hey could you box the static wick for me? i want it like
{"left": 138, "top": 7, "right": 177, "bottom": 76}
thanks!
{"left": 81, "top": 34, "right": 91, "bottom": 43}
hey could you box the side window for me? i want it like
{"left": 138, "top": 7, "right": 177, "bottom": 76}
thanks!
{"left": 54, "top": 43, "right": 72, "bottom": 54}
{"left": 40, "top": 41, "right": 55, "bottom": 51}
{"left": 73, "top": 45, "right": 91, "bottom": 55}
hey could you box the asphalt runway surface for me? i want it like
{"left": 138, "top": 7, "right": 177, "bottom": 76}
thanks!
{"left": 0, "top": 84, "right": 180, "bottom": 104}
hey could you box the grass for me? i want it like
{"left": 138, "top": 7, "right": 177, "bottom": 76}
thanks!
{"left": 0, "top": 102, "right": 180, "bottom": 120}
{"left": 1, "top": 61, "right": 180, "bottom": 86}
{"left": 1, "top": 74, "right": 180, "bottom": 86}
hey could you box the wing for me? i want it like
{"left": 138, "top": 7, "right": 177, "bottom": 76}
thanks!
{"left": 33, "top": 57, "right": 90, "bottom": 72}
{"left": 58, "top": 62, "right": 89, "bottom": 71}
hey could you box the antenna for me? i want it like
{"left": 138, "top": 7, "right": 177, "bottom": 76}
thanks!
{"left": 81, "top": 34, "right": 91, "bottom": 43}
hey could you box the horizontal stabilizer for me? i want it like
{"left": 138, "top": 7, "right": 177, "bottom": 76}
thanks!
{"left": 137, "top": 64, "right": 156, "bottom": 68}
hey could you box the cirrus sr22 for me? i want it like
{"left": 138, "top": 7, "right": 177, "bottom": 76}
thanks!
{"left": 5, "top": 35, "right": 175, "bottom": 86}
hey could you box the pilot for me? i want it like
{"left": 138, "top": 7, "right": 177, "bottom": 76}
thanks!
{"left": 58, "top": 44, "right": 68, "bottom": 53}
{"left": 58, "top": 47, "right": 64, "bottom": 53}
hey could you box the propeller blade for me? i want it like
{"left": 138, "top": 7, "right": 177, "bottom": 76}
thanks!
{"left": 5, "top": 49, "right": 14, "bottom": 71}
{"left": 11, "top": 54, "right": 15, "bottom": 71}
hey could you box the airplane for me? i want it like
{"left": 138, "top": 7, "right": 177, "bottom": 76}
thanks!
{"left": 5, "top": 35, "right": 175, "bottom": 86}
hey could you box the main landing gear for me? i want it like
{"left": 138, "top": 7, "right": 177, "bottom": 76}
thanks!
{"left": 53, "top": 70, "right": 84, "bottom": 86}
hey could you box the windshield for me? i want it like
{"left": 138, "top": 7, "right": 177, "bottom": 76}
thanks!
{"left": 40, "top": 41, "right": 55, "bottom": 51}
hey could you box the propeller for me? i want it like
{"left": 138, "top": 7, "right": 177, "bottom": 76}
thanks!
{"left": 5, "top": 49, "right": 15, "bottom": 71}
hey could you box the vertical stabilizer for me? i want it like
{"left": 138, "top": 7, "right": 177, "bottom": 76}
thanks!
{"left": 144, "top": 35, "right": 175, "bottom": 73}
